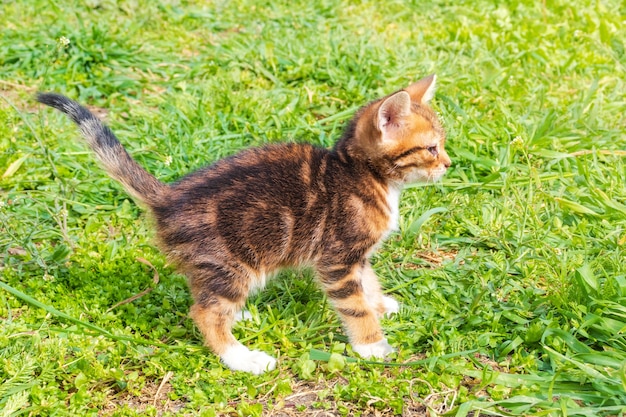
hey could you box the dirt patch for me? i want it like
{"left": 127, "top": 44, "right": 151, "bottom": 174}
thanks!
{"left": 86, "top": 104, "right": 110, "bottom": 121}
{"left": 402, "top": 249, "right": 460, "bottom": 270}
{"left": 0, "top": 81, "right": 39, "bottom": 113}
{"left": 256, "top": 378, "right": 454, "bottom": 417}
{"left": 99, "top": 372, "right": 185, "bottom": 417}
{"left": 95, "top": 370, "right": 491, "bottom": 416}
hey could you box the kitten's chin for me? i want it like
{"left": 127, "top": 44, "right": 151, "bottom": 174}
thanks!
{"left": 428, "top": 169, "right": 448, "bottom": 182}
{"left": 405, "top": 168, "right": 447, "bottom": 184}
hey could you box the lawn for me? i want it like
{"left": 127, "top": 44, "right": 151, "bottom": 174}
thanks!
{"left": 1, "top": 0, "right": 625, "bottom": 415}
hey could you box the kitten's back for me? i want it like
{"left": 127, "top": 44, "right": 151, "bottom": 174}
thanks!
{"left": 153, "top": 142, "right": 393, "bottom": 273}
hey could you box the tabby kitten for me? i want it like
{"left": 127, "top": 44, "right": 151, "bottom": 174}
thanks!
{"left": 37, "top": 74, "right": 450, "bottom": 374}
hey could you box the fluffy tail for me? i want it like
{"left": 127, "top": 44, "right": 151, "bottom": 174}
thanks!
{"left": 37, "top": 93, "right": 165, "bottom": 205}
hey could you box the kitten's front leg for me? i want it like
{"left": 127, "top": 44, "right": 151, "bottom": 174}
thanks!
{"left": 320, "top": 263, "right": 395, "bottom": 359}
{"left": 360, "top": 262, "right": 400, "bottom": 317}
{"left": 382, "top": 295, "right": 400, "bottom": 315}
{"left": 234, "top": 309, "right": 253, "bottom": 322}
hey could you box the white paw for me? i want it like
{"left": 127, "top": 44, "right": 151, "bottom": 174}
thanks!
{"left": 352, "top": 338, "right": 395, "bottom": 359}
{"left": 220, "top": 344, "right": 276, "bottom": 375}
{"left": 233, "top": 310, "right": 253, "bottom": 322}
{"left": 382, "top": 296, "right": 400, "bottom": 315}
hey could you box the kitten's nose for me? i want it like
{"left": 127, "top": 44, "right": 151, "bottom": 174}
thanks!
{"left": 442, "top": 156, "right": 451, "bottom": 168}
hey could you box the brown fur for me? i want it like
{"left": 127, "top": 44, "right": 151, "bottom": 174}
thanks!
{"left": 37, "top": 75, "right": 451, "bottom": 371}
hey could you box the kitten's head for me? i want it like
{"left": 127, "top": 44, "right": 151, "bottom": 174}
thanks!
{"left": 347, "top": 74, "right": 451, "bottom": 184}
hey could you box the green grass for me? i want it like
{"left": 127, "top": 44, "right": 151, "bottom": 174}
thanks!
{"left": 1, "top": 0, "right": 625, "bottom": 415}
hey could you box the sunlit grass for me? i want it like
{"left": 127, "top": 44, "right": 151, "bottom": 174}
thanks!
{"left": 1, "top": 0, "right": 625, "bottom": 415}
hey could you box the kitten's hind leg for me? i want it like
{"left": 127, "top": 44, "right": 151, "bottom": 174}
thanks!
{"left": 190, "top": 302, "right": 276, "bottom": 374}
{"left": 188, "top": 265, "right": 275, "bottom": 374}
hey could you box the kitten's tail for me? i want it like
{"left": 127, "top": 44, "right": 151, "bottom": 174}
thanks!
{"left": 37, "top": 93, "right": 166, "bottom": 205}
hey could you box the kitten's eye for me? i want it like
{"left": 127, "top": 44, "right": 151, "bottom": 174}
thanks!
{"left": 427, "top": 146, "right": 438, "bottom": 156}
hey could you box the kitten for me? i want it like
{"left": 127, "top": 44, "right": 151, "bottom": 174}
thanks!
{"left": 37, "top": 74, "right": 450, "bottom": 374}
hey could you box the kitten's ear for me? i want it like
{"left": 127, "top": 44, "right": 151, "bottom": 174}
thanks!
{"left": 405, "top": 74, "right": 437, "bottom": 104}
{"left": 377, "top": 91, "right": 411, "bottom": 140}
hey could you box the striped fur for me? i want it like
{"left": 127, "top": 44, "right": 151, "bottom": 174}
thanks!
{"left": 37, "top": 74, "right": 451, "bottom": 374}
